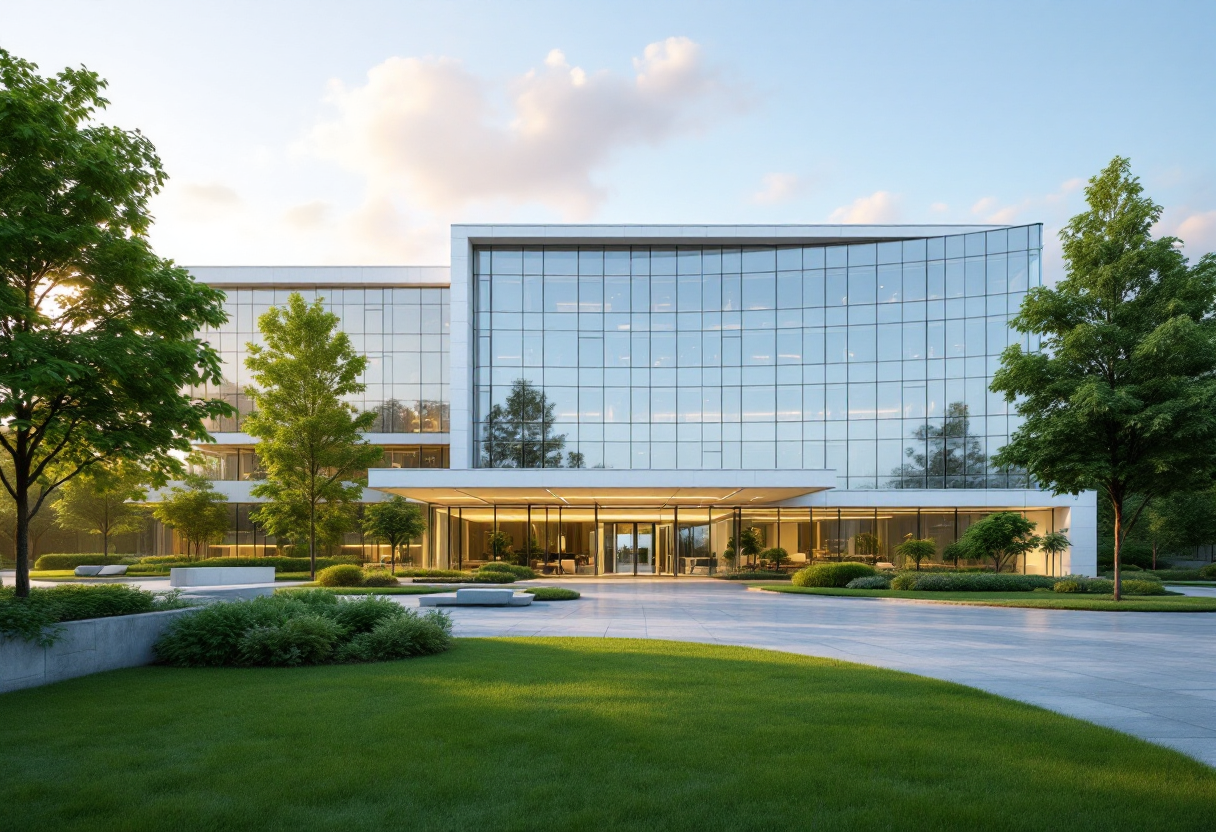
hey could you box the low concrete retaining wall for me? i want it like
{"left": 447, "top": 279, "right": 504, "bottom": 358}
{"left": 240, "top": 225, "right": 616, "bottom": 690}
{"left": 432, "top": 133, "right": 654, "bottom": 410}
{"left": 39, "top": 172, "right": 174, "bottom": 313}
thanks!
{"left": 170, "top": 566, "right": 275, "bottom": 587}
{"left": 1, "top": 607, "right": 197, "bottom": 694}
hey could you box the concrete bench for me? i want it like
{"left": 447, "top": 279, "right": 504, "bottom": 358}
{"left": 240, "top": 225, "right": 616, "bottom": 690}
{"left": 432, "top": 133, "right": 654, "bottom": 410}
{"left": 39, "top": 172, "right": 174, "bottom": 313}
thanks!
{"left": 419, "top": 588, "right": 534, "bottom": 607}
{"left": 73, "top": 565, "right": 128, "bottom": 577}
{"left": 170, "top": 567, "right": 276, "bottom": 587}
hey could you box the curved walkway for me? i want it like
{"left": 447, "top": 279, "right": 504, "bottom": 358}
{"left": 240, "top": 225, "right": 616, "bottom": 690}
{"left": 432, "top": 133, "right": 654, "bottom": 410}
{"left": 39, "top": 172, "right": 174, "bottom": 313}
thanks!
{"left": 400, "top": 579, "right": 1216, "bottom": 767}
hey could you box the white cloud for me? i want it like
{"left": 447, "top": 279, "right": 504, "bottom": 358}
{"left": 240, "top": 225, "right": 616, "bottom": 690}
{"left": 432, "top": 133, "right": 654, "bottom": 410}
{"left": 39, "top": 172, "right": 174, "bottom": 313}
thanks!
{"left": 929, "top": 202, "right": 949, "bottom": 214}
{"left": 305, "top": 37, "right": 736, "bottom": 220}
{"left": 1169, "top": 210, "right": 1216, "bottom": 257}
{"left": 829, "top": 191, "right": 901, "bottom": 224}
{"left": 283, "top": 200, "right": 331, "bottom": 230}
{"left": 167, "top": 182, "right": 243, "bottom": 222}
{"left": 750, "top": 172, "right": 805, "bottom": 205}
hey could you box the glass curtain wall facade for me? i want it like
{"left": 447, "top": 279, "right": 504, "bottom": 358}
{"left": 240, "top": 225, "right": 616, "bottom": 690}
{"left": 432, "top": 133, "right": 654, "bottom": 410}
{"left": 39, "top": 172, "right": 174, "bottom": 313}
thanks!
{"left": 472, "top": 227, "right": 1041, "bottom": 487}
{"left": 423, "top": 505, "right": 1062, "bottom": 576}
{"left": 195, "top": 286, "right": 451, "bottom": 433}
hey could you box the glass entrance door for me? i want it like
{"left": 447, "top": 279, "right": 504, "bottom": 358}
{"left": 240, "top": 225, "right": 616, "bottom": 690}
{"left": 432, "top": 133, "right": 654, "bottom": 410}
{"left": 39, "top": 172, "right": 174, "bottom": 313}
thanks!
{"left": 608, "top": 523, "right": 656, "bottom": 575}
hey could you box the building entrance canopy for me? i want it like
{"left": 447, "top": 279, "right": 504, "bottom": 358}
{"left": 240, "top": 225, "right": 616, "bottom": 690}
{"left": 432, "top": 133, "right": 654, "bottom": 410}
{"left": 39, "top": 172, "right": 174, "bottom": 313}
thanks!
{"left": 368, "top": 468, "right": 835, "bottom": 507}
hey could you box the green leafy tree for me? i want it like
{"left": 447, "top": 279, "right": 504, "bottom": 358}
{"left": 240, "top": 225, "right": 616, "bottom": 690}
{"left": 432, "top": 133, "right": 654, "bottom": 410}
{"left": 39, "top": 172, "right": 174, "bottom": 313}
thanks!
{"left": 485, "top": 530, "right": 513, "bottom": 562}
{"left": 0, "top": 50, "right": 232, "bottom": 596}
{"left": 727, "top": 527, "right": 764, "bottom": 568}
{"left": 1145, "top": 492, "right": 1216, "bottom": 568}
{"left": 895, "top": 535, "right": 936, "bottom": 571}
{"left": 480, "top": 379, "right": 568, "bottom": 468}
{"left": 991, "top": 157, "right": 1216, "bottom": 600}
{"left": 362, "top": 496, "right": 426, "bottom": 572}
{"left": 243, "top": 293, "right": 383, "bottom": 578}
{"left": 888, "top": 403, "right": 991, "bottom": 488}
{"left": 1039, "top": 530, "right": 1071, "bottom": 576}
{"left": 0, "top": 458, "right": 58, "bottom": 561}
{"left": 150, "top": 474, "right": 230, "bottom": 561}
{"left": 956, "top": 512, "right": 1040, "bottom": 573}
{"left": 853, "top": 532, "right": 882, "bottom": 565}
{"left": 53, "top": 466, "right": 148, "bottom": 562}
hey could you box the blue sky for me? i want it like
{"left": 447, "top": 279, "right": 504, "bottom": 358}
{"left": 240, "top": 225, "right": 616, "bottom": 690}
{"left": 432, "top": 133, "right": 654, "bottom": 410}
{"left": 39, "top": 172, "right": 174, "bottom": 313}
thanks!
{"left": 2, "top": 0, "right": 1214, "bottom": 274}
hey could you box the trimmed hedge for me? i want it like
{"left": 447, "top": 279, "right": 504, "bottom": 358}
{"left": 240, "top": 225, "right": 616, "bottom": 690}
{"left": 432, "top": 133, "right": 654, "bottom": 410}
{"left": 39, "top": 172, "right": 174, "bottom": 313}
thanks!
{"left": 478, "top": 563, "right": 536, "bottom": 580}
{"left": 1054, "top": 576, "right": 1168, "bottom": 596}
{"left": 524, "top": 587, "right": 581, "bottom": 601}
{"left": 316, "top": 565, "right": 365, "bottom": 587}
{"left": 395, "top": 569, "right": 471, "bottom": 578}
{"left": 360, "top": 570, "right": 399, "bottom": 587}
{"left": 189, "top": 556, "right": 361, "bottom": 571}
{"left": 891, "top": 572, "right": 1058, "bottom": 592}
{"left": 154, "top": 591, "right": 452, "bottom": 667}
{"left": 715, "top": 571, "right": 791, "bottom": 581}
{"left": 33, "top": 554, "right": 140, "bottom": 570}
{"left": 1202, "top": 563, "right": 1216, "bottom": 579}
{"left": 792, "top": 563, "right": 876, "bottom": 588}
{"left": 1, "top": 584, "right": 190, "bottom": 645}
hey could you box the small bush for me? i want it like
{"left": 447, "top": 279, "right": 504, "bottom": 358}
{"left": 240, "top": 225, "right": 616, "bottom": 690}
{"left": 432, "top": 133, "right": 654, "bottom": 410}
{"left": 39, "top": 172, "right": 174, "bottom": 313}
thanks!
{"left": 1053, "top": 579, "right": 1086, "bottom": 593}
{"left": 478, "top": 563, "right": 536, "bottom": 580}
{"left": 1200, "top": 563, "right": 1216, "bottom": 579}
{"left": 472, "top": 572, "right": 516, "bottom": 584}
{"left": 1146, "top": 569, "right": 1204, "bottom": 581}
{"left": 338, "top": 610, "right": 453, "bottom": 662}
{"left": 1121, "top": 579, "right": 1167, "bottom": 596}
{"left": 845, "top": 575, "right": 891, "bottom": 589}
{"left": 716, "top": 571, "right": 790, "bottom": 581}
{"left": 317, "top": 564, "right": 365, "bottom": 587}
{"left": 792, "top": 563, "right": 876, "bottom": 588}
{"left": 890, "top": 572, "right": 918, "bottom": 590}
{"left": 361, "top": 570, "right": 399, "bottom": 587}
{"left": 238, "top": 614, "right": 343, "bottom": 667}
{"left": 525, "top": 587, "right": 581, "bottom": 601}
{"left": 331, "top": 596, "right": 404, "bottom": 634}
{"left": 760, "top": 547, "right": 789, "bottom": 566}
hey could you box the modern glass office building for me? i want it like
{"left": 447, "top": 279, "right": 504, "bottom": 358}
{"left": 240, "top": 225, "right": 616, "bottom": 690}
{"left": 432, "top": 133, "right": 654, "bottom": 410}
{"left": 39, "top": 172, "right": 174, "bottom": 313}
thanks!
{"left": 152, "top": 225, "right": 1096, "bottom": 576}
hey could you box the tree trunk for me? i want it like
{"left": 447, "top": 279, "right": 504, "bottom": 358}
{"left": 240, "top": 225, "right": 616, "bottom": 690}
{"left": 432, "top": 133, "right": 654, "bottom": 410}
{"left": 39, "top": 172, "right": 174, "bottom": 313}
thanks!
{"left": 1112, "top": 501, "right": 1123, "bottom": 602}
{"left": 14, "top": 485, "right": 31, "bottom": 598}
{"left": 1152, "top": 541, "right": 1158, "bottom": 571}
{"left": 309, "top": 505, "right": 317, "bottom": 580}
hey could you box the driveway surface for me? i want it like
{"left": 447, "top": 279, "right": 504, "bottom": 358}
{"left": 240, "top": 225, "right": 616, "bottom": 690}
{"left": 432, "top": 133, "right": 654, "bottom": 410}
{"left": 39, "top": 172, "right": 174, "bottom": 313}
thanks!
{"left": 403, "top": 578, "right": 1216, "bottom": 767}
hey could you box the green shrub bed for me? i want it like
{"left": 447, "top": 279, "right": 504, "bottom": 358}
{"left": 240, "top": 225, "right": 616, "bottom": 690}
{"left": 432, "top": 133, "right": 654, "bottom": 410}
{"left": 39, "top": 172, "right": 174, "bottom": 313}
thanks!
{"left": 478, "top": 563, "right": 536, "bottom": 580}
{"left": 1053, "top": 576, "right": 1167, "bottom": 596}
{"left": 792, "top": 562, "right": 876, "bottom": 587}
{"left": 394, "top": 568, "right": 471, "bottom": 578}
{"left": 524, "top": 587, "right": 581, "bottom": 601}
{"left": 891, "top": 572, "right": 1058, "bottom": 592}
{"left": 0, "top": 584, "right": 191, "bottom": 645}
{"left": 716, "top": 571, "right": 791, "bottom": 580}
{"left": 423, "top": 574, "right": 518, "bottom": 584}
{"left": 154, "top": 590, "right": 452, "bottom": 667}
{"left": 845, "top": 575, "right": 892, "bottom": 589}
{"left": 33, "top": 554, "right": 141, "bottom": 570}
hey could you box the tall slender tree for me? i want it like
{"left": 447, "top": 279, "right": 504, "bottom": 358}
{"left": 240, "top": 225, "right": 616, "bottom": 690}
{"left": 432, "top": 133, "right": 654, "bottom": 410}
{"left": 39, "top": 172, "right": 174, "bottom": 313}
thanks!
{"left": 150, "top": 474, "right": 230, "bottom": 561}
{"left": 244, "top": 293, "right": 382, "bottom": 578}
{"left": 0, "top": 50, "right": 231, "bottom": 596}
{"left": 992, "top": 157, "right": 1216, "bottom": 599}
{"left": 53, "top": 466, "right": 148, "bottom": 562}
{"left": 362, "top": 496, "right": 426, "bottom": 572}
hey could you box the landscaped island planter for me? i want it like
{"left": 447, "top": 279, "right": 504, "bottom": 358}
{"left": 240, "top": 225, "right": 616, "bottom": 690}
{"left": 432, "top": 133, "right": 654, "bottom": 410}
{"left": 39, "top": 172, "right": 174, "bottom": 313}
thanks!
{"left": 1, "top": 607, "right": 197, "bottom": 694}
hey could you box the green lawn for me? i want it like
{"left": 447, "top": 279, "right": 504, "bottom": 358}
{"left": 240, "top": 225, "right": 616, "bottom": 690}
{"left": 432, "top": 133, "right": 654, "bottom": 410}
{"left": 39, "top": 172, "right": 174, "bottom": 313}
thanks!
{"left": 2, "top": 639, "right": 1214, "bottom": 831}
{"left": 758, "top": 585, "right": 1216, "bottom": 611}
{"left": 277, "top": 584, "right": 454, "bottom": 595}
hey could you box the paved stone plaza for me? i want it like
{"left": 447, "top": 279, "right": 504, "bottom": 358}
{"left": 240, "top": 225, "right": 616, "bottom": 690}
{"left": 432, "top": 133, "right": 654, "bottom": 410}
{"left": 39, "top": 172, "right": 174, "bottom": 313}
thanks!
{"left": 399, "top": 579, "right": 1216, "bottom": 767}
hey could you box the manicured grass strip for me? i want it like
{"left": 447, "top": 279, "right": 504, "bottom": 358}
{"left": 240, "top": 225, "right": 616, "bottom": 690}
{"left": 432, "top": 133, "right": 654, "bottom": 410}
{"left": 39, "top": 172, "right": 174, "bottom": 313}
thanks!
{"left": 759, "top": 585, "right": 1216, "bottom": 611}
{"left": 276, "top": 585, "right": 453, "bottom": 595}
{"left": 1, "top": 639, "right": 1213, "bottom": 832}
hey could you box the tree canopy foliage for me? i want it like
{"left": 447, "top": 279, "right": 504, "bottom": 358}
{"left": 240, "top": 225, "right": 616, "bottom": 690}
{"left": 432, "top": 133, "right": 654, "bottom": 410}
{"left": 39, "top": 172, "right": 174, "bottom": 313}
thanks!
{"left": 149, "top": 473, "right": 230, "bottom": 561}
{"left": 53, "top": 465, "right": 148, "bottom": 561}
{"left": 992, "top": 157, "right": 1216, "bottom": 598}
{"left": 480, "top": 379, "right": 583, "bottom": 468}
{"left": 0, "top": 49, "right": 231, "bottom": 595}
{"left": 362, "top": 496, "right": 426, "bottom": 571}
{"left": 244, "top": 293, "right": 382, "bottom": 576}
{"left": 955, "top": 512, "right": 1040, "bottom": 574}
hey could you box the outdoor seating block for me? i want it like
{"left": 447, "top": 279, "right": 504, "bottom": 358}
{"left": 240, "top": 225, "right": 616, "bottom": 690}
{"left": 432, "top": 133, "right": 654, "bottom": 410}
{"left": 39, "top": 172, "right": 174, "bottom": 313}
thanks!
{"left": 73, "top": 566, "right": 104, "bottom": 577}
{"left": 418, "top": 589, "right": 534, "bottom": 607}
{"left": 97, "top": 565, "right": 128, "bottom": 576}
{"left": 169, "top": 567, "right": 276, "bottom": 587}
